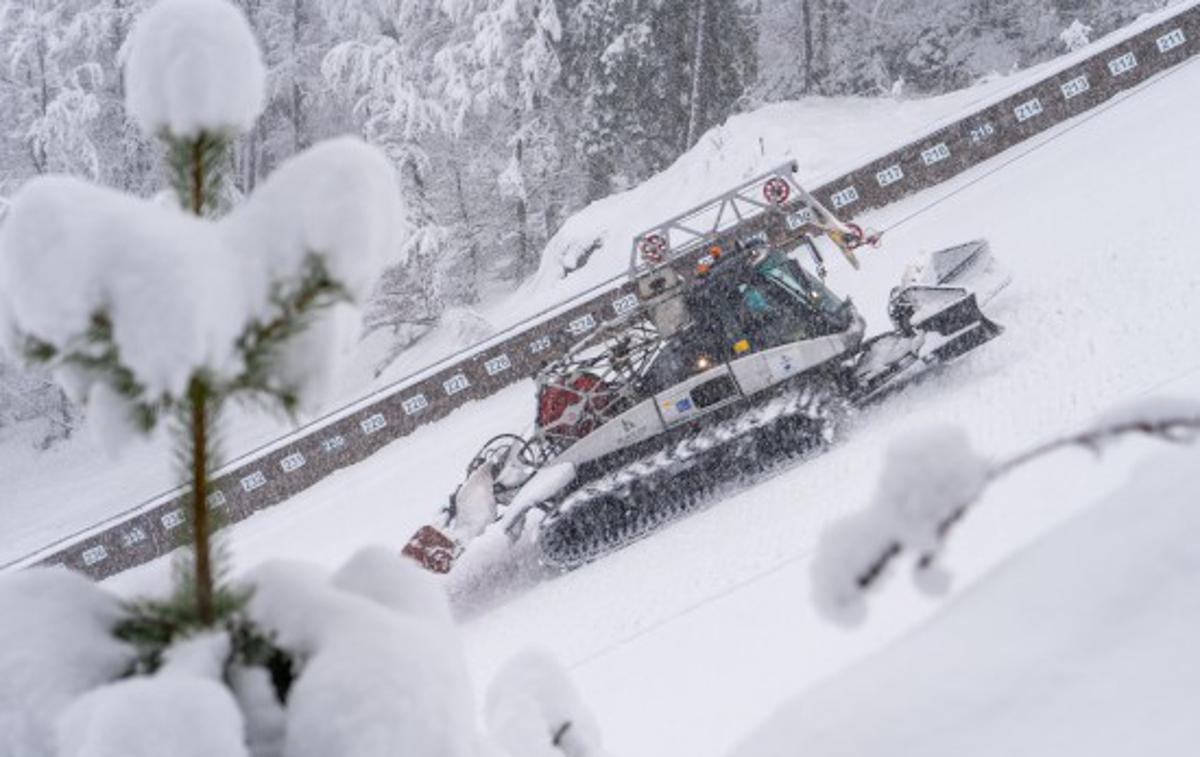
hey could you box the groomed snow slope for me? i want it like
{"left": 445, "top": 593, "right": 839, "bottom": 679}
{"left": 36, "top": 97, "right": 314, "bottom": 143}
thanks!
{"left": 102, "top": 51, "right": 1200, "bottom": 757}
{"left": 733, "top": 444, "right": 1200, "bottom": 757}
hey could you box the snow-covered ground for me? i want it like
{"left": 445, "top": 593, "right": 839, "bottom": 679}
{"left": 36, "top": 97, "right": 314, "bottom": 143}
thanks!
{"left": 734, "top": 442, "right": 1200, "bottom": 757}
{"left": 91, "top": 35, "right": 1200, "bottom": 757}
{"left": 5, "top": 3, "right": 1194, "bottom": 569}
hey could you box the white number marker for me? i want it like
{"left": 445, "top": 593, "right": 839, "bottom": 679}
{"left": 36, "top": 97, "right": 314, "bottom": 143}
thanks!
{"left": 401, "top": 395, "right": 428, "bottom": 416}
{"left": 240, "top": 470, "right": 267, "bottom": 492}
{"left": 442, "top": 373, "right": 471, "bottom": 396}
{"left": 1013, "top": 98, "right": 1044, "bottom": 123}
{"left": 360, "top": 413, "right": 387, "bottom": 434}
{"left": 875, "top": 165, "right": 904, "bottom": 188}
{"left": 786, "top": 207, "right": 816, "bottom": 229}
{"left": 611, "top": 293, "right": 640, "bottom": 316}
{"left": 830, "top": 186, "right": 859, "bottom": 209}
{"left": 1060, "top": 75, "right": 1090, "bottom": 100}
{"left": 567, "top": 314, "right": 597, "bottom": 336}
{"left": 321, "top": 434, "right": 347, "bottom": 452}
{"left": 484, "top": 355, "right": 512, "bottom": 376}
{"left": 1108, "top": 52, "right": 1138, "bottom": 77}
{"left": 921, "top": 143, "right": 951, "bottom": 166}
{"left": 82, "top": 545, "right": 108, "bottom": 566}
{"left": 1157, "top": 29, "right": 1186, "bottom": 54}
{"left": 969, "top": 122, "right": 996, "bottom": 144}
{"left": 529, "top": 335, "right": 552, "bottom": 354}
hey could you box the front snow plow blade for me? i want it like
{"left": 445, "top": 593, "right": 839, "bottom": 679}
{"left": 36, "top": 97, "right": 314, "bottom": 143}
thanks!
{"left": 856, "top": 285, "right": 1003, "bottom": 402}
{"left": 402, "top": 525, "right": 462, "bottom": 574}
{"left": 904, "top": 239, "right": 1011, "bottom": 304}
{"left": 915, "top": 290, "right": 1003, "bottom": 363}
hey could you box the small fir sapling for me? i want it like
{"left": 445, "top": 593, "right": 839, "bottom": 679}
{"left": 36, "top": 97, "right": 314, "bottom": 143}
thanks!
{"left": 0, "top": 0, "right": 402, "bottom": 630}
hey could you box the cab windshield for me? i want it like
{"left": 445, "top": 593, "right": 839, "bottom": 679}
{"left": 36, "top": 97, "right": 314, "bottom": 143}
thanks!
{"left": 755, "top": 250, "right": 847, "bottom": 322}
{"left": 676, "top": 248, "right": 852, "bottom": 364}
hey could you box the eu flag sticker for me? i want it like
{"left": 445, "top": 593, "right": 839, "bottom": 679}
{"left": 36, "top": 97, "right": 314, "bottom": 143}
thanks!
{"left": 676, "top": 398, "right": 693, "bottom": 412}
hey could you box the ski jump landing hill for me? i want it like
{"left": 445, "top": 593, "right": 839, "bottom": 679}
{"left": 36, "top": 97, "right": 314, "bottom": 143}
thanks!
{"left": 14, "top": 5, "right": 1200, "bottom": 580}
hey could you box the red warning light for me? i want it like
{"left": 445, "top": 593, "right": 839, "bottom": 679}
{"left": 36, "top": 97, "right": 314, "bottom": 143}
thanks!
{"left": 763, "top": 177, "right": 791, "bottom": 205}
{"left": 639, "top": 234, "right": 668, "bottom": 264}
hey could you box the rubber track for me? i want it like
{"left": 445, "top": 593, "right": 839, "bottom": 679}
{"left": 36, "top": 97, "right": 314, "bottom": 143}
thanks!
{"left": 537, "top": 383, "right": 843, "bottom": 570}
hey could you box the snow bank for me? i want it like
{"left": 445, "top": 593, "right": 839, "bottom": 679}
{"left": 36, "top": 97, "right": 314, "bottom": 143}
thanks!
{"left": 0, "top": 569, "right": 134, "bottom": 757}
{"left": 57, "top": 642, "right": 248, "bottom": 757}
{"left": 812, "top": 427, "right": 990, "bottom": 625}
{"left": 486, "top": 649, "right": 606, "bottom": 757}
{"left": 246, "top": 549, "right": 479, "bottom": 757}
{"left": 124, "top": 0, "right": 266, "bottom": 138}
{"left": 736, "top": 445, "right": 1200, "bottom": 757}
{"left": 332, "top": 544, "right": 454, "bottom": 627}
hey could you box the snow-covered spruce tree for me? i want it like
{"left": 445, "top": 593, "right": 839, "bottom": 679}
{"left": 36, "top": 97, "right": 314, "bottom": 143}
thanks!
{"left": 0, "top": 0, "right": 106, "bottom": 181}
{"left": 320, "top": 0, "right": 486, "bottom": 338}
{"left": 0, "top": 0, "right": 401, "bottom": 628}
{"left": 811, "top": 399, "right": 1200, "bottom": 626}
{"left": 562, "top": 0, "right": 756, "bottom": 198}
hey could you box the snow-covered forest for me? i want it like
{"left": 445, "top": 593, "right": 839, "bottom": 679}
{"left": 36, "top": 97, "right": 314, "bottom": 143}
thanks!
{"left": 0, "top": 0, "right": 1171, "bottom": 377}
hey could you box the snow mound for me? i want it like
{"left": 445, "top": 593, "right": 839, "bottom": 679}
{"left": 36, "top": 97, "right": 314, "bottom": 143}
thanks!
{"left": 486, "top": 649, "right": 606, "bottom": 757}
{"left": 812, "top": 427, "right": 990, "bottom": 625}
{"left": 124, "top": 0, "right": 266, "bottom": 138}
{"left": 737, "top": 445, "right": 1200, "bottom": 757}
{"left": 247, "top": 549, "right": 479, "bottom": 757}
{"left": 332, "top": 544, "right": 454, "bottom": 627}
{"left": 0, "top": 568, "right": 134, "bottom": 757}
{"left": 57, "top": 668, "right": 248, "bottom": 757}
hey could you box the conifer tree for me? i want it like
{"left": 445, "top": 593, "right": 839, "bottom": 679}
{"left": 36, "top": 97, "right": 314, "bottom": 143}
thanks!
{"left": 0, "top": 0, "right": 402, "bottom": 630}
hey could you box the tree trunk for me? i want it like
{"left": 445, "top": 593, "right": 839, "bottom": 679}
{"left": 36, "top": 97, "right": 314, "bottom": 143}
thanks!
{"left": 187, "top": 138, "right": 215, "bottom": 626}
{"left": 685, "top": 0, "right": 710, "bottom": 149}
{"left": 817, "top": 0, "right": 833, "bottom": 85}
{"left": 187, "top": 378, "right": 214, "bottom": 626}
{"left": 452, "top": 165, "right": 480, "bottom": 304}
{"left": 32, "top": 39, "right": 49, "bottom": 173}
{"left": 802, "top": 0, "right": 815, "bottom": 93}
{"left": 291, "top": 0, "right": 306, "bottom": 154}
{"left": 514, "top": 137, "right": 531, "bottom": 279}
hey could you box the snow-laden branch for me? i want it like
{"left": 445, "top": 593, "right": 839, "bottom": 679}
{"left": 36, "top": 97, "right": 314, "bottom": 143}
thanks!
{"left": 124, "top": 0, "right": 265, "bottom": 139}
{"left": 812, "top": 398, "right": 1200, "bottom": 626}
